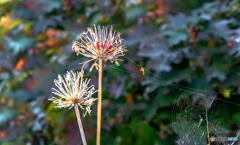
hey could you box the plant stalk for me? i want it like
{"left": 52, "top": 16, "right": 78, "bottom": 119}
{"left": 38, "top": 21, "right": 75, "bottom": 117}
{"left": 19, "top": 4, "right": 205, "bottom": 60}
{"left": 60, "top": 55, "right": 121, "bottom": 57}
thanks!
{"left": 97, "top": 59, "right": 103, "bottom": 145}
{"left": 204, "top": 96, "right": 210, "bottom": 145}
{"left": 75, "top": 104, "right": 87, "bottom": 145}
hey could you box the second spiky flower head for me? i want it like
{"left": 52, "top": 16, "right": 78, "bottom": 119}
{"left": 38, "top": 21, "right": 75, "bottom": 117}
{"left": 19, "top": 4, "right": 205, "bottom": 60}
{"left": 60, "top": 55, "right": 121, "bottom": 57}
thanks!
{"left": 72, "top": 25, "right": 127, "bottom": 71}
{"left": 49, "top": 71, "right": 98, "bottom": 117}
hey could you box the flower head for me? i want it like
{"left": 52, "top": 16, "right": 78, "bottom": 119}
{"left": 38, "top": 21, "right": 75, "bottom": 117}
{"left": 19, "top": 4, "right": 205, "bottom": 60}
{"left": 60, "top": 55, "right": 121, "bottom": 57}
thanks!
{"left": 49, "top": 71, "right": 98, "bottom": 116}
{"left": 72, "top": 25, "right": 127, "bottom": 71}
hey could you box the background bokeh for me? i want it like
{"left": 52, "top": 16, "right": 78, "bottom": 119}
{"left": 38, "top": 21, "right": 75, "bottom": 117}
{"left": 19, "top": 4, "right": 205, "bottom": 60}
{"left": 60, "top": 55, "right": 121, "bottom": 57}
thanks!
{"left": 1, "top": 0, "right": 240, "bottom": 144}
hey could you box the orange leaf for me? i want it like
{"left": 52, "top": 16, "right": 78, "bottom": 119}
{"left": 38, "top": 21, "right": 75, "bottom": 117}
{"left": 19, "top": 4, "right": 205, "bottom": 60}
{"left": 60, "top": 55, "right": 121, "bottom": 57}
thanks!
{"left": 0, "top": 130, "right": 8, "bottom": 140}
{"left": 228, "top": 42, "right": 232, "bottom": 47}
{"left": 16, "top": 58, "right": 26, "bottom": 71}
{"left": 208, "top": 37, "right": 215, "bottom": 47}
{"left": 155, "top": 0, "right": 169, "bottom": 16}
{"left": 45, "top": 28, "right": 59, "bottom": 38}
{"left": 127, "top": 93, "right": 134, "bottom": 104}
{"left": 189, "top": 27, "right": 198, "bottom": 42}
{"left": 45, "top": 29, "right": 60, "bottom": 47}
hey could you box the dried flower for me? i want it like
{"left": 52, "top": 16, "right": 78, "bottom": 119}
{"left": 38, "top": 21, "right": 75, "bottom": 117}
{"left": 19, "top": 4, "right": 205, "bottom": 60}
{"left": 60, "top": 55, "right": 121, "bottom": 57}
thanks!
{"left": 72, "top": 25, "right": 127, "bottom": 71}
{"left": 49, "top": 71, "right": 98, "bottom": 116}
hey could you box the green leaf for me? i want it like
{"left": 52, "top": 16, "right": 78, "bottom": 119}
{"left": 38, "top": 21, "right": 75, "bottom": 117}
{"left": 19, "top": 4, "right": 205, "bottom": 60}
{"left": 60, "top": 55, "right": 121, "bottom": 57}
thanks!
{"left": 3, "top": 36, "right": 36, "bottom": 55}
{"left": 0, "top": 108, "right": 17, "bottom": 129}
{"left": 134, "top": 122, "right": 157, "bottom": 145}
{"left": 162, "top": 30, "right": 188, "bottom": 46}
{"left": 168, "top": 13, "right": 187, "bottom": 29}
{"left": 125, "top": 5, "right": 146, "bottom": 22}
{"left": 90, "top": 13, "right": 100, "bottom": 25}
{"left": 142, "top": 88, "right": 163, "bottom": 121}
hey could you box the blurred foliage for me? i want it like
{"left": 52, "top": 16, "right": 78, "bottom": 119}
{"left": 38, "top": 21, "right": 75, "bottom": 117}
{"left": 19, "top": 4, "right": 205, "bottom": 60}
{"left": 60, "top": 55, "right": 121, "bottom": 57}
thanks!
{"left": 1, "top": 0, "right": 240, "bottom": 144}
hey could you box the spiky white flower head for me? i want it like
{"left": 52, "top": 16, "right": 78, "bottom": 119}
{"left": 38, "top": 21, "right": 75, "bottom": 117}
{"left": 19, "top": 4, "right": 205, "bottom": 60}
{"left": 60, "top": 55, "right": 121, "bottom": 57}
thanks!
{"left": 72, "top": 25, "right": 127, "bottom": 71}
{"left": 49, "top": 71, "right": 98, "bottom": 116}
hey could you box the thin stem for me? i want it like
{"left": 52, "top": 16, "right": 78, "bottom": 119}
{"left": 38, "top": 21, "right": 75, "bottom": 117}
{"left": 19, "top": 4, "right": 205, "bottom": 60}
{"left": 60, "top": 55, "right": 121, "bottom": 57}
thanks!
{"left": 204, "top": 96, "right": 210, "bottom": 145}
{"left": 97, "top": 59, "right": 102, "bottom": 145}
{"left": 75, "top": 105, "right": 87, "bottom": 145}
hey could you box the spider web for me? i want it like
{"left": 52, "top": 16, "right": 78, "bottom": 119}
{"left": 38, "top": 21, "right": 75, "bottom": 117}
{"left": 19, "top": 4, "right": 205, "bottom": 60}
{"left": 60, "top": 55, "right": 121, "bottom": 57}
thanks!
{"left": 172, "top": 91, "right": 229, "bottom": 145}
{"left": 105, "top": 57, "right": 239, "bottom": 144}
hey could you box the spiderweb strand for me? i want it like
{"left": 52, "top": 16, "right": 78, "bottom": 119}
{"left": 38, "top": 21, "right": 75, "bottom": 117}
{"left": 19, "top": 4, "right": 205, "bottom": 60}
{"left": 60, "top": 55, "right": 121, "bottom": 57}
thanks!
{"left": 231, "top": 131, "right": 239, "bottom": 145}
{"left": 208, "top": 122, "right": 228, "bottom": 145}
{"left": 106, "top": 59, "right": 240, "bottom": 107}
{"left": 123, "top": 56, "right": 238, "bottom": 96}
{"left": 208, "top": 92, "right": 218, "bottom": 108}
